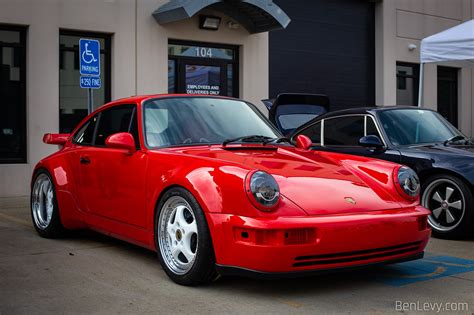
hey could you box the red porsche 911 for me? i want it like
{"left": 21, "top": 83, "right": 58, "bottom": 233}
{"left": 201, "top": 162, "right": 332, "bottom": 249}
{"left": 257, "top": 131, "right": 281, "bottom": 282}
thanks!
{"left": 31, "top": 95, "right": 431, "bottom": 285}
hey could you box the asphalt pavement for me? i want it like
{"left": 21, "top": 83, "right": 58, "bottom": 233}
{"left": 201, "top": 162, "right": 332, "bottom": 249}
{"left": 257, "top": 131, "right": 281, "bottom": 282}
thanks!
{"left": 1, "top": 197, "right": 473, "bottom": 314}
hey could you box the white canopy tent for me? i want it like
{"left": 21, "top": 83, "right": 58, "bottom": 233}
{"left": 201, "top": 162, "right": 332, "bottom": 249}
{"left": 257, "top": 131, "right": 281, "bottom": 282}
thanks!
{"left": 418, "top": 19, "right": 474, "bottom": 106}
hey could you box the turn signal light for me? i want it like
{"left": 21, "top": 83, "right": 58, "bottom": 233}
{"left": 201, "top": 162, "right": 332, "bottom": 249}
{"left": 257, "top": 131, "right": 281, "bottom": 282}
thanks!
{"left": 234, "top": 228, "right": 316, "bottom": 246}
{"left": 417, "top": 216, "right": 428, "bottom": 231}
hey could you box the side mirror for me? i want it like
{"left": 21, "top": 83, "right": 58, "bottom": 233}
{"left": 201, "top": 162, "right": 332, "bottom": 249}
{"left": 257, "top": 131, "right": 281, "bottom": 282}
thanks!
{"left": 43, "top": 133, "right": 70, "bottom": 146}
{"left": 359, "top": 135, "right": 384, "bottom": 151}
{"left": 105, "top": 132, "right": 136, "bottom": 154}
{"left": 295, "top": 134, "right": 312, "bottom": 150}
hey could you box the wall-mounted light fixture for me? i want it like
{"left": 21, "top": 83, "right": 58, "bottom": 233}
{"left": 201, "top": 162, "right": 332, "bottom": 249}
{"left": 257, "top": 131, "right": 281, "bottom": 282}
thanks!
{"left": 408, "top": 43, "right": 417, "bottom": 51}
{"left": 199, "top": 15, "right": 221, "bottom": 31}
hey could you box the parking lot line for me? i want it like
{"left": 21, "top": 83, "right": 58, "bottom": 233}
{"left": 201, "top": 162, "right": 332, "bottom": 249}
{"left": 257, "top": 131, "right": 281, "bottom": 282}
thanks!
{"left": 0, "top": 212, "right": 31, "bottom": 228}
{"left": 375, "top": 255, "right": 474, "bottom": 286}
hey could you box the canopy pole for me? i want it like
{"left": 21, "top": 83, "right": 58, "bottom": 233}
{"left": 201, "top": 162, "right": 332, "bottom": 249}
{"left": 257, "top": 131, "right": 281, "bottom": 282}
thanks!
{"left": 417, "top": 62, "right": 424, "bottom": 107}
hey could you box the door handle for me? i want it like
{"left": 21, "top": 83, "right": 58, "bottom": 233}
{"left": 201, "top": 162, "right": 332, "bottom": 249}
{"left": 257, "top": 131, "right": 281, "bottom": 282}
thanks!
{"left": 80, "top": 156, "right": 91, "bottom": 165}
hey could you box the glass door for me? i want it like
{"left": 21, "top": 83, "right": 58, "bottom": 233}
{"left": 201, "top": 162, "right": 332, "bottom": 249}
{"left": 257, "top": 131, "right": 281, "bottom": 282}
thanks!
{"left": 178, "top": 59, "right": 226, "bottom": 96}
{"left": 168, "top": 41, "right": 238, "bottom": 97}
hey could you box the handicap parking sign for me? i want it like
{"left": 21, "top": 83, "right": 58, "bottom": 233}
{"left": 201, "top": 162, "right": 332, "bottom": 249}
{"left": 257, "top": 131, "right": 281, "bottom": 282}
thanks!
{"left": 79, "top": 39, "right": 100, "bottom": 76}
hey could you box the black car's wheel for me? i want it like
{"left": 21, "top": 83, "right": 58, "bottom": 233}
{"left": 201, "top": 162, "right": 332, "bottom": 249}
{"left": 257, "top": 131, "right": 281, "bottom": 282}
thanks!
{"left": 155, "top": 187, "right": 218, "bottom": 286}
{"left": 30, "top": 170, "right": 66, "bottom": 238}
{"left": 421, "top": 174, "right": 474, "bottom": 239}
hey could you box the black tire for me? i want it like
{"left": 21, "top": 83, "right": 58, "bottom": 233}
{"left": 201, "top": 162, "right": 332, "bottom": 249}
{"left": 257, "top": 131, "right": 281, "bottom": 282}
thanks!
{"left": 154, "top": 187, "right": 218, "bottom": 286}
{"left": 421, "top": 174, "right": 474, "bottom": 239}
{"left": 30, "top": 169, "right": 66, "bottom": 238}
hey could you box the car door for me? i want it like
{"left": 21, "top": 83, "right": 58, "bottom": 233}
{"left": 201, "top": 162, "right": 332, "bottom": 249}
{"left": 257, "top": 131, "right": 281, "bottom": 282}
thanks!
{"left": 73, "top": 104, "right": 148, "bottom": 228}
{"left": 295, "top": 115, "right": 401, "bottom": 164}
{"left": 266, "top": 93, "right": 330, "bottom": 136}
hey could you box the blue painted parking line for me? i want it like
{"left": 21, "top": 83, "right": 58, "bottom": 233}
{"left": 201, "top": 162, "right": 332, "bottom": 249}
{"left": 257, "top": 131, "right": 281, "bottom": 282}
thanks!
{"left": 375, "top": 255, "right": 474, "bottom": 286}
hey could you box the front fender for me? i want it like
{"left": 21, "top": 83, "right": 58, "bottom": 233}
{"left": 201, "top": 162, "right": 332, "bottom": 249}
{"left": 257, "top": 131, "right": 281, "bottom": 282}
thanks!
{"left": 32, "top": 152, "right": 86, "bottom": 229}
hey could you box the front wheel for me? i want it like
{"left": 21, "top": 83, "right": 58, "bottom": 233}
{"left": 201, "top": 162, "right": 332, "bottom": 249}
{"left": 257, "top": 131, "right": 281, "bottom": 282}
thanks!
{"left": 421, "top": 174, "right": 474, "bottom": 239}
{"left": 31, "top": 170, "right": 65, "bottom": 238}
{"left": 155, "top": 187, "right": 217, "bottom": 286}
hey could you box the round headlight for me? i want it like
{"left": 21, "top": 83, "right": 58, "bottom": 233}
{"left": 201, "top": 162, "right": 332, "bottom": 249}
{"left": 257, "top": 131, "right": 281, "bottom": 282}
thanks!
{"left": 249, "top": 171, "right": 280, "bottom": 209}
{"left": 396, "top": 166, "right": 420, "bottom": 199}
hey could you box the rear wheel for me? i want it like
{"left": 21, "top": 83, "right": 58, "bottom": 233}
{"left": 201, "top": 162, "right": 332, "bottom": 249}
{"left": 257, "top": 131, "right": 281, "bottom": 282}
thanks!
{"left": 155, "top": 187, "right": 217, "bottom": 286}
{"left": 31, "top": 170, "right": 65, "bottom": 238}
{"left": 421, "top": 174, "right": 474, "bottom": 239}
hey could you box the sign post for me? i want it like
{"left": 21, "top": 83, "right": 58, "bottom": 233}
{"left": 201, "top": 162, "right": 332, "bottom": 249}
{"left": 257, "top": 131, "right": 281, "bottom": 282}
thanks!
{"left": 79, "top": 39, "right": 101, "bottom": 114}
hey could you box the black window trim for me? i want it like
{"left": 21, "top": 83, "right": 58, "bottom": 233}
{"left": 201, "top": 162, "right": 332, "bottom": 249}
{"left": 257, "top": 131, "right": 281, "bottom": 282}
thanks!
{"left": 0, "top": 24, "right": 27, "bottom": 164}
{"left": 295, "top": 114, "right": 387, "bottom": 148}
{"left": 72, "top": 104, "right": 140, "bottom": 149}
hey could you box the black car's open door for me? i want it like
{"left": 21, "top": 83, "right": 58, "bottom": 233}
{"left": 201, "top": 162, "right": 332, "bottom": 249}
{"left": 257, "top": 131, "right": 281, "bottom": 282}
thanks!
{"left": 263, "top": 93, "right": 330, "bottom": 136}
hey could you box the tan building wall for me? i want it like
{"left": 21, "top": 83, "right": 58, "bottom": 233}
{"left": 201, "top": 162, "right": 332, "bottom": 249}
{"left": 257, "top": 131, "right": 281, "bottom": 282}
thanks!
{"left": 375, "top": 0, "right": 473, "bottom": 136}
{"left": 0, "top": 0, "right": 269, "bottom": 197}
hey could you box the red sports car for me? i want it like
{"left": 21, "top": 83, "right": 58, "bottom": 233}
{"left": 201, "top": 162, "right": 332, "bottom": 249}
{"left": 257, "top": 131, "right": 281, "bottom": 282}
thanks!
{"left": 31, "top": 95, "right": 431, "bottom": 285}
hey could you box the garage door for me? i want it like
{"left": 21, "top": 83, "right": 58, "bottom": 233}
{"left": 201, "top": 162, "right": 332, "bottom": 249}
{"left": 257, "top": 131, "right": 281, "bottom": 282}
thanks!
{"left": 269, "top": 0, "right": 375, "bottom": 111}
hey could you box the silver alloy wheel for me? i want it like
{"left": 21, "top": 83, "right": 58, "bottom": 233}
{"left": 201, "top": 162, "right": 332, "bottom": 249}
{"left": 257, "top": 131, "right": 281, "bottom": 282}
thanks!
{"left": 158, "top": 196, "right": 198, "bottom": 275}
{"left": 31, "top": 173, "right": 55, "bottom": 230}
{"left": 422, "top": 178, "right": 466, "bottom": 232}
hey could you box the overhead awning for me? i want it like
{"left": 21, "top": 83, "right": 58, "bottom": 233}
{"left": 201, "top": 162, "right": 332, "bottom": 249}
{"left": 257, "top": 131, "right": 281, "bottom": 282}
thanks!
{"left": 420, "top": 19, "right": 474, "bottom": 67}
{"left": 152, "top": 0, "right": 291, "bottom": 34}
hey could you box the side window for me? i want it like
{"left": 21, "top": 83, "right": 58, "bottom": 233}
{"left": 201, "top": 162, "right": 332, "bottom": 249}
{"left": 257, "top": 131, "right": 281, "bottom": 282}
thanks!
{"left": 95, "top": 105, "right": 135, "bottom": 146}
{"left": 73, "top": 115, "right": 98, "bottom": 145}
{"left": 366, "top": 116, "right": 381, "bottom": 138}
{"left": 299, "top": 122, "right": 321, "bottom": 144}
{"left": 324, "top": 116, "right": 364, "bottom": 146}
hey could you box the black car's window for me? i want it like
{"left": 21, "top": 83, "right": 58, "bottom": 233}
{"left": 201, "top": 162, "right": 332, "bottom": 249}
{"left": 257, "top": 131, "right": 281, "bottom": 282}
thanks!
{"left": 275, "top": 104, "right": 325, "bottom": 135}
{"left": 95, "top": 105, "right": 135, "bottom": 146}
{"left": 324, "top": 116, "right": 364, "bottom": 146}
{"left": 298, "top": 122, "right": 321, "bottom": 144}
{"left": 378, "top": 109, "right": 461, "bottom": 146}
{"left": 73, "top": 115, "right": 98, "bottom": 145}
{"left": 144, "top": 97, "right": 279, "bottom": 147}
{"left": 366, "top": 116, "right": 381, "bottom": 138}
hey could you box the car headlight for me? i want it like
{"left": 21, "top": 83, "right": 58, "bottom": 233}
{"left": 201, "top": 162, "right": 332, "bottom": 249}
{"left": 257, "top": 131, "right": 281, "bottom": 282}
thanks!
{"left": 395, "top": 166, "right": 420, "bottom": 200}
{"left": 246, "top": 171, "right": 280, "bottom": 210}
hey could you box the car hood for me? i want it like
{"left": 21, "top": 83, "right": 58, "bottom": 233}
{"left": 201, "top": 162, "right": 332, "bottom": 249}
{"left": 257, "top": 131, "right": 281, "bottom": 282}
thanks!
{"left": 404, "top": 143, "right": 474, "bottom": 156}
{"left": 165, "top": 145, "right": 404, "bottom": 215}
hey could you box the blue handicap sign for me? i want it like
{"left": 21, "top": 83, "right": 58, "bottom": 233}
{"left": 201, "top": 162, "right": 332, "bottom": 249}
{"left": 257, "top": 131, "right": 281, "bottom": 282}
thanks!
{"left": 375, "top": 255, "right": 474, "bottom": 286}
{"left": 79, "top": 39, "right": 100, "bottom": 76}
{"left": 80, "top": 76, "right": 101, "bottom": 89}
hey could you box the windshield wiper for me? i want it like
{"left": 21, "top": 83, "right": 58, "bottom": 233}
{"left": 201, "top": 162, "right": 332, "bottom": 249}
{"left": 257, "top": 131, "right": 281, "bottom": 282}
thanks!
{"left": 444, "top": 135, "right": 468, "bottom": 146}
{"left": 222, "top": 135, "right": 273, "bottom": 146}
{"left": 262, "top": 137, "right": 292, "bottom": 144}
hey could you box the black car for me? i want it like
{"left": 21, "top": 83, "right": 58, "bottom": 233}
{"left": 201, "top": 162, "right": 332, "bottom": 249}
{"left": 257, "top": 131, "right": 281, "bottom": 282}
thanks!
{"left": 280, "top": 106, "right": 473, "bottom": 239}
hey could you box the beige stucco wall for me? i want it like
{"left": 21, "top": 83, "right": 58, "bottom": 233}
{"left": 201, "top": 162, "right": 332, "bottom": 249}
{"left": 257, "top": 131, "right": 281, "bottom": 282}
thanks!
{"left": 0, "top": 0, "right": 269, "bottom": 197}
{"left": 375, "top": 0, "right": 473, "bottom": 137}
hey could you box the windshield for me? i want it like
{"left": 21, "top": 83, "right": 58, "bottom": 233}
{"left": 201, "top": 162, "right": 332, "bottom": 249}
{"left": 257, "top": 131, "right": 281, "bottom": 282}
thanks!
{"left": 378, "top": 109, "right": 462, "bottom": 146}
{"left": 143, "top": 97, "right": 280, "bottom": 147}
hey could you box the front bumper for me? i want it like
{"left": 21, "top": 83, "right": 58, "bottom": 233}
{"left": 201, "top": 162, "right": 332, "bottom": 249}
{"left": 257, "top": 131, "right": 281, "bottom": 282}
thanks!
{"left": 206, "top": 206, "right": 431, "bottom": 274}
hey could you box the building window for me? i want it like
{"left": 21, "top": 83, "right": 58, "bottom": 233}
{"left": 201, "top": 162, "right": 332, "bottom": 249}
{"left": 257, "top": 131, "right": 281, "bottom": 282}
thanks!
{"left": 396, "top": 62, "right": 419, "bottom": 106}
{"left": 59, "top": 30, "right": 111, "bottom": 133}
{"left": 168, "top": 40, "right": 239, "bottom": 97}
{"left": 437, "top": 66, "right": 458, "bottom": 127}
{"left": 0, "top": 26, "right": 26, "bottom": 163}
